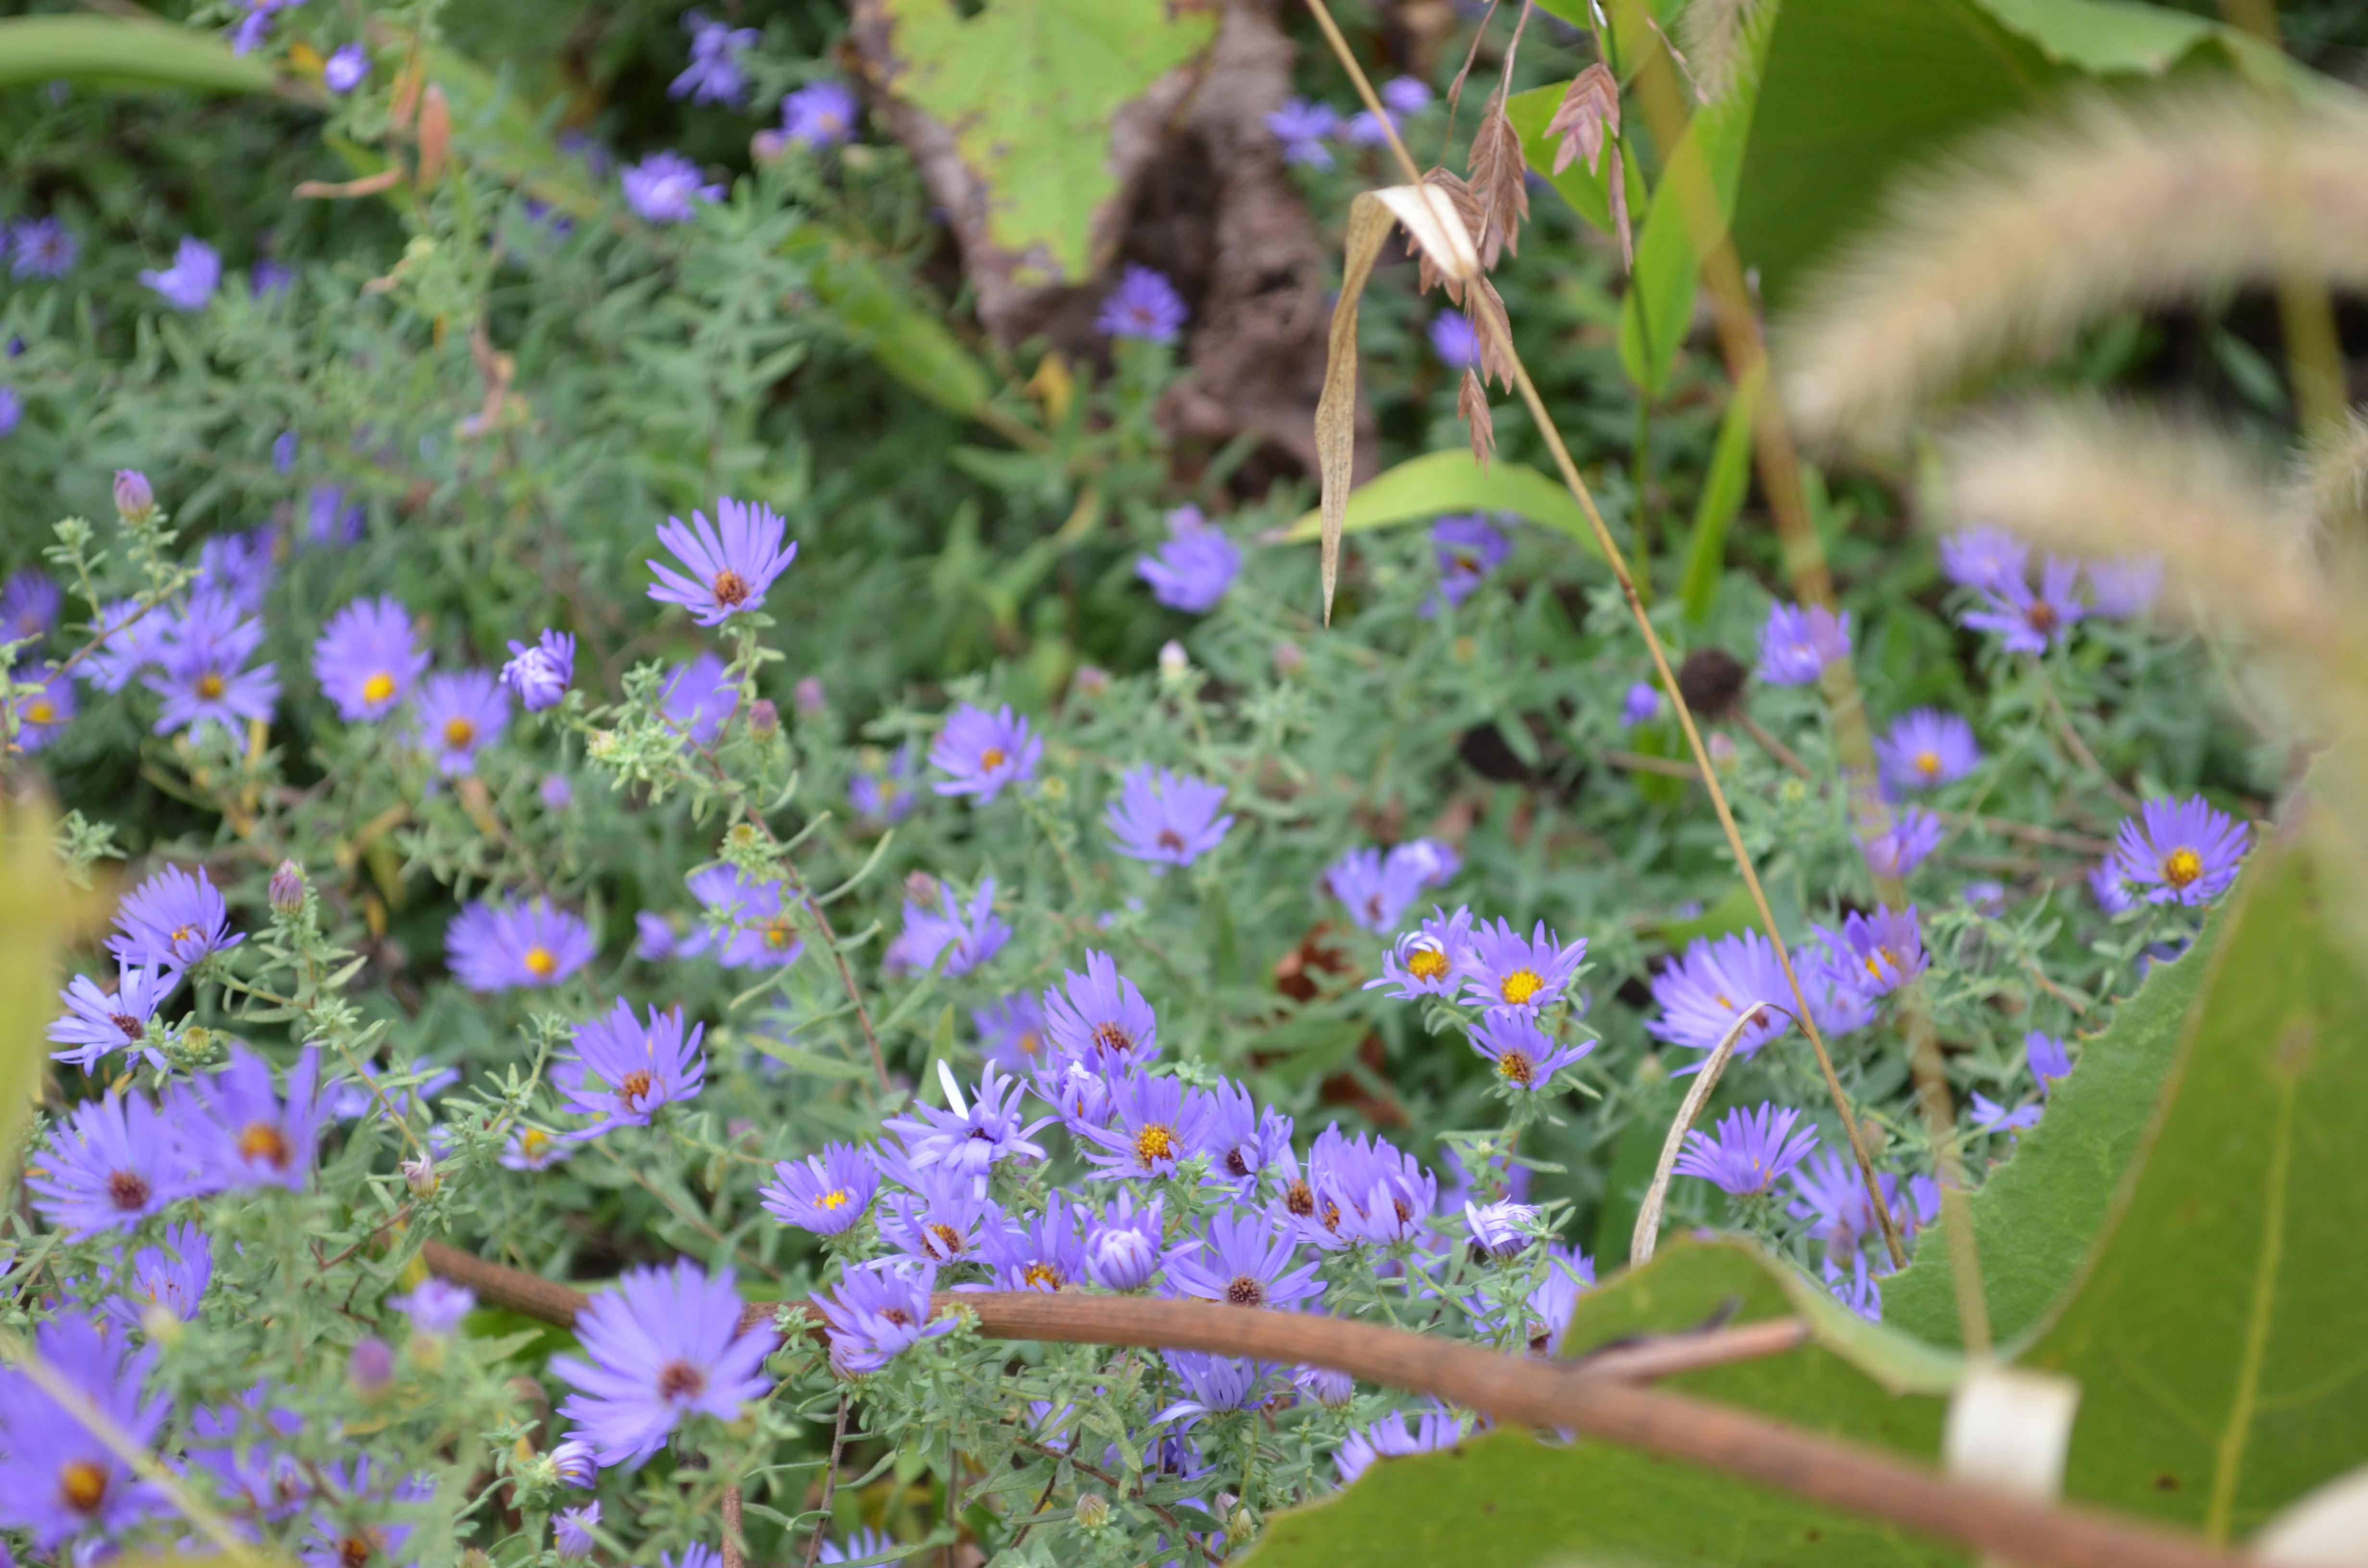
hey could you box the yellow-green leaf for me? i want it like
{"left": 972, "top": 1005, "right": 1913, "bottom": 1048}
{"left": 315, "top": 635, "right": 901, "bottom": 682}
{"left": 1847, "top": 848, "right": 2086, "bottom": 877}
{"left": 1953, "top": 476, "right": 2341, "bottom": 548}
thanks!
{"left": 1276, "top": 449, "right": 1603, "bottom": 564}
{"left": 0, "top": 15, "right": 274, "bottom": 94}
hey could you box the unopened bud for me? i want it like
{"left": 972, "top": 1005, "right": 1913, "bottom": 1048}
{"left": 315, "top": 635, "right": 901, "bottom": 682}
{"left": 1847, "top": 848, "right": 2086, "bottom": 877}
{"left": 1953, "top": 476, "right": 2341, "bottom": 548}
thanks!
{"left": 793, "top": 676, "right": 826, "bottom": 716}
{"left": 1706, "top": 732, "right": 1738, "bottom": 770}
{"left": 461, "top": 1550, "right": 493, "bottom": 1568}
{"left": 348, "top": 1336, "right": 395, "bottom": 1396}
{"left": 903, "top": 871, "right": 941, "bottom": 905}
{"left": 269, "top": 859, "right": 306, "bottom": 913}
{"left": 587, "top": 728, "right": 618, "bottom": 760}
{"left": 1158, "top": 640, "right": 1189, "bottom": 681}
{"left": 1072, "top": 664, "right": 1110, "bottom": 698}
{"left": 749, "top": 697, "right": 781, "bottom": 737}
{"left": 1226, "top": 1505, "right": 1257, "bottom": 1544}
{"left": 540, "top": 773, "right": 574, "bottom": 810}
{"left": 550, "top": 1437, "right": 598, "bottom": 1488}
{"left": 1073, "top": 1493, "right": 1111, "bottom": 1533}
{"left": 113, "top": 468, "right": 156, "bottom": 522}
{"left": 401, "top": 1153, "right": 438, "bottom": 1197}
{"left": 142, "top": 1300, "right": 185, "bottom": 1345}
{"left": 1273, "top": 640, "right": 1306, "bottom": 678}
{"left": 752, "top": 128, "right": 789, "bottom": 163}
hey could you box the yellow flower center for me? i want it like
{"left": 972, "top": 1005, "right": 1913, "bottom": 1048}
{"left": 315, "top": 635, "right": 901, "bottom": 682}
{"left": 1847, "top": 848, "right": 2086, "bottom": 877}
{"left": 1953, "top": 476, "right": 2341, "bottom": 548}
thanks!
{"left": 1022, "top": 1262, "right": 1063, "bottom": 1290}
{"left": 1499, "top": 968, "right": 1545, "bottom": 1006}
{"left": 763, "top": 919, "right": 796, "bottom": 950}
{"left": 2163, "top": 847, "right": 2203, "bottom": 887}
{"left": 1496, "top": 1051, "right": 1535, "bottom": 1085}
{"left": 1913, "top": 750, "right": 1940, "bottom": 778}
{"left": 523, "top": 944, "right": 558, "bottom": 978}
{"left": 927, "top": 1222, "right": 964, "bottom": 1254}
{"left": 1015, "top": 1030, "right": 1043, "bottom": 1058}
{"left": 1406, "top": 946, "right": 1451, "bottom": 982}
{"left": 519, "top": 1129, "right": 552, "bottom": 1160}
{"left": 1135, "top": 1124, "right": 1176, "bottom": 1165}
{"left": 363, "top": 671, "right": 397, "bottom": 705}
{"left": 818, "top": 1188, "right": 850, "bottom": 1210}
{"left": 442, "top": 717, "right": 476, "bottom": 749}
{"left": 197, "top": 672, "right": 226, "bottom": 699}
{"left": 979, "top": 746, "right": 1008, "bottom": 772}
{"left": 60, "top": 1459, "right": 109, "bottom": 1513}
{"left": 1092, "top": 1022, "right": 1135, "bottom": 1056}
{"left": 239, "top": 1122, "right": 291, "bottom": 1168}
{"left": 25, "top": 698, "right": 53, "bottom": 724}
{"left": 617, "top": 1068, "right": 654, "bottom": 1104}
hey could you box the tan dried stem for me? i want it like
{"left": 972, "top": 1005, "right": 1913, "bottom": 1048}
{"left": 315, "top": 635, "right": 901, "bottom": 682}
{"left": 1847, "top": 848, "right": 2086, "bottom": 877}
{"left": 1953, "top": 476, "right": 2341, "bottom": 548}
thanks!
{"left": 1630, "top": 1002, "right": 1768, "bottom": 1265}
{"left": 1778, "top": 86, "right": 2368, "bottom": 450}
{"left": 1302, "top": 0, "right": 1906, "bottom": 1266}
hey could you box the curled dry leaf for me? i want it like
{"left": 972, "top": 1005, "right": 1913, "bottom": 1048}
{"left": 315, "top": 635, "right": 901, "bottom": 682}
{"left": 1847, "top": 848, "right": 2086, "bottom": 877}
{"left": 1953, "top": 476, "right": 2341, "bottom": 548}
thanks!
{"left": 1458, "top": 368, "right": 1497, "bottom": 466}
{"left": 1317, "top": 192, "right": 1401, "bottom": 624}
{"left": 1380, "top": 179, "right": 1483, "bottom": 298}
{"left": 1468, "top": 93, "right": 1531, "bottom": 270}
{"left": 1546, "top": 61, "right": 1620, "bottom": 177}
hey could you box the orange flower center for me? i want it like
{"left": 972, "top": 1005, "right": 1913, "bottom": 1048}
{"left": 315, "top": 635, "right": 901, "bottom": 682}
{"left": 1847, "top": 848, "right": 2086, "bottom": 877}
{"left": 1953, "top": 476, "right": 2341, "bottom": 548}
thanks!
{"left": 617, "top": 1068, "right": 654, "bottom": 1104}
{"left": 239, "top": 1122, "right": 291, "bottom": 1168}
{"left": 59, "top": 1459, "right": 109, "bottom": 1512}
{"left": 1022, "top": 1262, "right": 1063, "bottom": 1290}
{"left": 524, "top": 944, "right": 558, "bottom": 978}
{"left": 197, "top": 672, "right": 226, "bottom": 699}
{"left": 711, "top": 568, "right": 751, "bottom": 607}
{"left": 442, "top": 717, "right": 476, "bottom": 749}
{"left": 979, "top": 747, "right": 1007, "bottom": 772}
{"left": 1913, "top": 750, "right": 1940, "bottom": 778}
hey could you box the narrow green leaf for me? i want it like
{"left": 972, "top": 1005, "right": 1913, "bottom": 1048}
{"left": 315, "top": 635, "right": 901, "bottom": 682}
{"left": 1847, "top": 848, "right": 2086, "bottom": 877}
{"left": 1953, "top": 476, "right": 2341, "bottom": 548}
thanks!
{"left": 785, "top": 228, "right": 995, "bottom": 418}
{"left": 1276, "top": 450, "right": 1603, "bottom": 564}
{"left": 0, "top": 15, "right": 275, "bottom": 94}
{"left": 1678, "top": 359, "right": 1762, "bottom": 623}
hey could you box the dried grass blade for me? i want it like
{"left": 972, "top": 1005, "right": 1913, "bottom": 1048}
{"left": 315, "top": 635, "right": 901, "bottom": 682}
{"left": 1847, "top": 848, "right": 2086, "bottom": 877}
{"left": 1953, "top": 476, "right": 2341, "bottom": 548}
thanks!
{"left": 1318, "top": 191, "right": 1399, "bottom": 623}
{"left": 1458, "top": 369, "right": 1497, "bottom": 465}
{"left": 1631, "top": 1002, "right": 1769, "bottom": 1266}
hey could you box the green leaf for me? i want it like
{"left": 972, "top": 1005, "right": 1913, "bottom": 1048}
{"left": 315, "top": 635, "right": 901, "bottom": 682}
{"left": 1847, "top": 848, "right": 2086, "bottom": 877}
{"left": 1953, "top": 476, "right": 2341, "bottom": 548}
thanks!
{"left": 1615, "top": 0, "right": 1776, "bottom": 394}
{"left": 1245, "top": 1241, "right": 1967, "bottom": 1568}
{"left": 782, "top": 227, "right": 996, "bottom": 419}
{"left": 872, "top": 0, "right": 1218, "bottom": 281}
{"left": 1882, "top": 892, "right": 2230, "bottom": 1349}
{"left": 2017, "top": 829, "right": 2368, "bottom": 1541}
{"left": 1678, "top": 359, "right": 1762, "bottom": 623}
{"left": 1276, "top": 450, "right": 1603, "bottom": 564}
{"left": 0, "top": 15, "right": 275, "bottom": 94}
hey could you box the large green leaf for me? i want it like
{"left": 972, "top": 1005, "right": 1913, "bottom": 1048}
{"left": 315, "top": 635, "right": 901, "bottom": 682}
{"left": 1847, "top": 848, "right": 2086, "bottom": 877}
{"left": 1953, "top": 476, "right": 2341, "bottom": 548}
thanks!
{"left": 2014, "top": 828, "right": 2368, "bottom": 1543}
{"left": 1882, "top": 888, "right": 2232, "bottom": 1348}
{"left": 0, "top": 14, "right": 275, "bottom": 94}
{"left": 1276, "top": 450, "right": 1604, "bottom": 564}
{"left": 1732, "top": 0, "right": 2268, "bottom": 305}
{"left": 871, "top": 0, "right": 1217, "bottom": 281}
{"left": 1245, "top": 1242, "right": 1967, "bottom": 1568}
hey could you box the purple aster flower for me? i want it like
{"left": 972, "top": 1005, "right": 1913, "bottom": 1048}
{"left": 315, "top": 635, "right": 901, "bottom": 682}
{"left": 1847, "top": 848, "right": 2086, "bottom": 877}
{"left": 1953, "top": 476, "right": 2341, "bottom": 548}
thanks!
{"left": 622, "top": 151, "right": 724, "bottom": 224}
{"left": 1106, "top": 767, "right": 1233, "bottom": 866}
{"left": 555, "top": 1501, "right": 599, "bottom": 1558}
{"left": 1135, "top": 507, "right": 1241, "bottom": 613}
{"left": 314, "top": 597, "right": 427, "bottom": 722}
{"left": 975, "top": 1190, "right": 1090, "bottom": 1292}
{"left": 1430, "top": 514, "right": 1512, "bottom": 611}
{"left": 1266, "top": 98, "right": 1339, "bottom": 167}
{"left": 194, "top": 529, "right": 273, "bottom": 615}
{"left": 929, "top": 702, "right": 1039, "bottom": 800}
{"left": 328, "top": 1055, "right": 459, "bottom": 1124}
{"left": 1457, "top": 918, "right": 1586, "bottom": 1012}
{"left": 1622, "top": 680, "right": 1661, "bottom": 725}
{"left": 648, "top": 497, "right": 798, "bottom": 625}
{"left": 671, "top": 11, "right": 760, "bottom": 106}
{"left": 0, "top": 385, "right": 19, "bottom": 438}
{"left": 176, "top": 1044, "right": 324, "bottom": 1192}
{"left": 1463, "top": 1198, "right": 1541, "bottom": 1259}
{"left": 1096, "top": 264, "right": 1189, "bottom": 342}
{"left": 543, "top": 774, "right": 575, "bottom": 809}
{"left": 502, "top": 629, "right": 575, "bottom": 711}
{"left": 1648, "top": 930, "right": 1796, "bottom": 1065}
{"left": 251, "top": 259, "right": 293, "bottom": 299}
{"left": 1041, "top": 949, "right": 1160, "bottom": 1071}
{"left": 889, "top": 876, "right": 1010, "bottom": 977}
{"left": 324, "top": 44, "right": 369, "bottom": 92}
{"left": 1298, "top": 1362, "right": 1356, "bottom": 1406}
{"left": 147, "top": 593, "right": 279, "bottom": 738}
{"left": 1757, "top": 600, "right": 1853, "bottom": 685}
{"left": 0, "top": 1314, "right": 171, "bottom": 1548}
{"left": 817, "top": 1531, "right": 908, "bottom": 1567}
{"left": 272, "top": 429, "right": 299, "bottom": 473}
{"left": 974, "top": 992, "right": 1051, "bottom": 1074}
{"left": 2108, "top": 795, "right": 2249, "bottom": 906}
{"left": 1468, "top": 1007, "right": 1592, "bottom": 1091}
{"left": 446, "top": 897, "right": 596, "bottom": 990}
{"left": 9, "top": 217, "right": 79, "bottom": 279}
{"left": 99, "top": 1221, "right": 213, "bottom": 1334}
{"left": 551, "top": 1258, "right": 775, "bottom": 1467}
{"left": 1939, "top": 524, "right": 2027, "bottom": 593}
{"left": 2091, "top": 860, "right": 2136, "bottom": 914}
{"left": 1076, "top": 1071, "right": 1218, "bottom": 1181}
{"left": 1155, "top": 1350, "right": 1273, "bottom": 1425}
{"left": 811, "top": 1260, "right": 954, "bottom": 1376}
{"left": 1428, "top": 309, "right": 1480, "bottom": 370}
{"left": 555, "top": 1000, "right": 707, "bottom": 1132}
{"left": 1305, "top": 1126, "right": 1435, "bottom": 1248}
{"left": 1825, "top": 1251, "right": 1882, "bottom": 1322}
{"left": 1970, "top": 1092, "right": 2041, "bottom": 1135}
{"left": 1858, "top": 806, "right": 1944, "bottom": 880}
{"left": 1876, "top": 709, "right": 1980, "bottom": 792}
{"left": 227, "top": 0, "right": 297, "bottom": 54}
{"left": 1788, "top": 1153, "right": 1938, "bottom": 1258}
{"left": 2027, "top": 1031, "right": 2072, "bottom": 1094}
{"left": 501, "top": 1127, "right": 569, "bottom": 1172}
{"left": 1963, "top": 880, "right": 2008, "bottom": 915}
{"left": 1201, "top": 1077, "right": 1293, "bottom": 1189}
{"left": 1525, "top": 1246, "right": 1595, "bottom": 1355}
{"left": 550, "top": 1436, "right": 597, "bottom": 1487}
{"left": 1801, "top": 931, "right": 1880, "bottom": 1039}
{"left": 0, "top": 567, "right": 58, "bottom": 643}
{"left": 762, "top": 1142, "right": 879, "bottom": 1236}
{"left": 1962, "top": 556, "right": 2085, "bottom": 653}
{"left": 884, "top": 1060, "right": 1051, "bottom": 1182}
{"left": 391, "top": 1277, "right": 476, "bottom": 1336}
{"left": 1325, "top": 838, "right": 1459, "bottom": 933}
{"left": 1085, "top": 1191, "right": 1164, "bottom": 1290}
{"left": 660, "top": 652, "right": 740, "bottom": 747}
{"left": 1336, "top": 1408, "right": 1462, "bottom": 1485}
{"left": 1825, "top": 906, "right": 1927, "bottom": 998}
{"left": 782, "top": 81, "right": 861, "bottom": 147}
{"left": 687, "top": 865, "right": 804, "bottom": 968}
{"left": 139, "top": 237, "right": 221, "bottom": 310}
{"left": 1673, "top": 1102, "right": 1818, "bottom": 1196}
{"left": 27, "top": 1091, "right": 193, "bottom": 1236}
{"left": 9, "top": 661, "right": 76, "bottom": 750}
{"left": 1036, "top": 1057, "right": 1114, "bottom": 1130}
{"left": 2085, "top": 554, "right": 2163, "bottom": 618}
{"left": 306, "top": 484, "right": 366, "bottom": 545}
{"left": 1166, "top": 1207, "right": 1322, "bottom": 1309}
{"left": 876, "top": 1156, "right": 997, "bottom": 1264}
{"left": 413, "top": 669, "right": 508, "bottom": 776}
{"left": 49, "top": 964, "right": 180, "bottom": 1072}
{"left": 108, "top": 864, "right": 241, "bottom": 969}
{"left": 1367, "top": 905, "right": 1475, "bottom": 1001}
{"left": 851, "top": 743, "right": 920, "bottom": 822}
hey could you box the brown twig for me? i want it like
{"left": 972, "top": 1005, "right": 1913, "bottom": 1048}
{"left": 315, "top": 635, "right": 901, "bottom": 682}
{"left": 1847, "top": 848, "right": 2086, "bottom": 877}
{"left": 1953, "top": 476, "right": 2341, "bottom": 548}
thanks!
{"left": 419, "top": 1244, "right": 2240, "bottom": 1568}
{"left": 722, "top": 1484, "right": 747, "bottom": 1568}
{"left": 1938, "top": 810, "right": 2115, "bottom": 856}
{"left": 1735, "top": 713, "right": 1813, "bottom": 779}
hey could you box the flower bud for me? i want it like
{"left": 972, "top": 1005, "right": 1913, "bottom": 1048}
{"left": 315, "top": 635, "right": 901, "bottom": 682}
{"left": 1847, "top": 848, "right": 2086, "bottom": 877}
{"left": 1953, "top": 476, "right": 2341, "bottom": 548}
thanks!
{"left": 142, "top": 1300, "right": 185, "bottom": 1346}
{"left": 752, "top": 129, "right": 789, "bottom": 163}
{"left": 401, "top": 1154, "right": 438, "bottom": 1198}
{"left": 1707, "top": 732, "right": 1739, "bottom": 771}
{"left": 1072, "top": 664, "right": 1110, "bottom": 698}
{"left": 348, "top": 1336, "right": 395, "bottom": 1396}
{"left": 1294, "top": 1363, "right": 1354, "bottom": 1408}
{"left": 1158, "top": 640, "right": 1189, "bottom": 681}
{"left": 1272, "top": 640, "right": 1305, "bottom": 678}
{"left": 793, "top": 676, "right": 826, "bottom": 716}
{"left": 540, "top": 773, "right": 573, "bottom": 810}
{"left": 1226, "top": 1505, "right": 1258, "bottom": 1544}
{"left": 749, "top": 697, "right": 781, "bottom": 738}
{"left": 269, "top": 859, "right": 306, "bottom": 913}
{"left": 113, "top": 468, "right": 156, "bottom": 522}
{"left": 1085, "top": 1225, "right": 1158, "bottom": 1292}
{"left": 587, "top": 728, "right": 618, "bottom": 760}
{"left": 550, "top": 1436, "right": 598, "bottom": 1488}
{"left": 902, "top": 870, "right": 941, "bottom": 905}
{"left": 1073, "top": 1493, "right": 1111, "bottom": 1533}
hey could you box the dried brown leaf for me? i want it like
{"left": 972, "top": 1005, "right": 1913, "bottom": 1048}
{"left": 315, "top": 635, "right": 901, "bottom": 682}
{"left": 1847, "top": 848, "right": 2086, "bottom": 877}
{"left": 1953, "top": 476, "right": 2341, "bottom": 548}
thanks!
{"left": 1411, "top": 170, "right": 1487, "bottom": 301}
{"left": 1466, "top": 276, "right": 1517, "bottom": 390}
{"left": 1546, "top": 62, "right": 1620, "bottom": 177}
{"left": 1468, "top": 94, "right": 1530, "bottom": 270}
{"left": 1607, "top": 146, "right": 1634, "bottom": 272}
{"left": 417, "top": 84, "right": 451, "bottom": 187}
{"left": 1318, "top": 192, "right": 1398, "bottom": 625}
{"left": 1458, "top": 369, "right": 1497, "bottom": 466}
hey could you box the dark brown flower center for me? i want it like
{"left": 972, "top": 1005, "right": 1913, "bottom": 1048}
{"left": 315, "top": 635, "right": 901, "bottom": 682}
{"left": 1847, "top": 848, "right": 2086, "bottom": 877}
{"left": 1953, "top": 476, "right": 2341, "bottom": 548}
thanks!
{"left": 1496, "top": 1051, "right": 1535, "bottom": 1085}
{"left": 339, "top": 1534, "right": 376, "bottom": 1568}
{"left": 1157, "top": 828, "right": 1185, "bottom": 853}
{"left": 107, "top": 1169, "right": 151, "bottom": 1210}
{"left": 1092, "top": 1022, "right": 1135, "bottom": 1057}
{"left": 1225, "top": 1149, "right": 1251, "bottom": 1178}
{"left": 1283, "top": 1179, "right": 1315, "bottom": 1218}
{"left": 927, "top": 1222, "right": 964, "bottom": 1254}
{"left": 1225, "top": 1275, "right": 1265, "bottom": 1307}
{"left": 2027, "top": 602, "right": 2058, "bottom": 633}
{"left": 711, "top": 569, "right": 751, "bottom": 607}
{"left": 617, "top": 1068, "right": 654, "bottom": 1103}
{"left": 657, "top": 1359, "right": 707, "bottom": 1400}
{"left": 111, "top": 1012, "right": 145, "bottom": 1040}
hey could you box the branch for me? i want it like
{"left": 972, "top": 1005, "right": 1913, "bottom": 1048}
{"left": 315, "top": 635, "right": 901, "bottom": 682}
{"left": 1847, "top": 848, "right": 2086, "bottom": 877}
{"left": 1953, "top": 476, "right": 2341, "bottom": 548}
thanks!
{"left": 421, "top": 1243, "right": 2240, "bottom": 1568}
